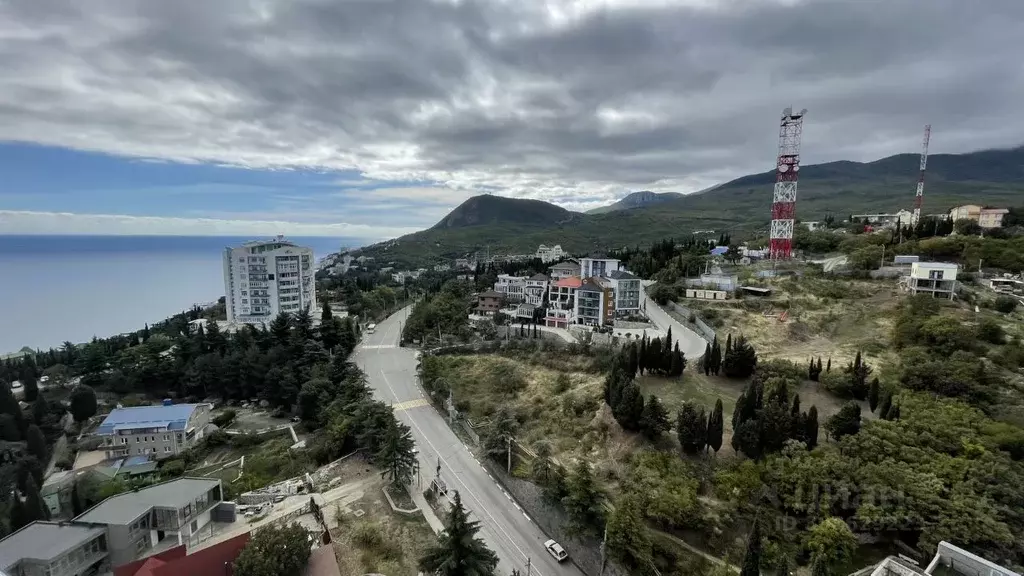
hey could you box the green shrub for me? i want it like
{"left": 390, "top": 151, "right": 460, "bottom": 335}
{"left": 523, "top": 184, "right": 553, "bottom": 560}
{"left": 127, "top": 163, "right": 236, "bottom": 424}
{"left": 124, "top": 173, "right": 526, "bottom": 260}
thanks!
{"left": 993, "top": 296, "right": 1018, "bottom": 314}
{"left": 978, "top": 318, "right": 1006, "bottom": 345}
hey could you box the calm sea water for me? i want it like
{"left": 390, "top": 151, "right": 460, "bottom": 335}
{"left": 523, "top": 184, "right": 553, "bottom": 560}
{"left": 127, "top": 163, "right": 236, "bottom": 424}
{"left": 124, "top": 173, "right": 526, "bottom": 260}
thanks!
{"left": 0, "top": 235, "right": 357, "bottom": 354}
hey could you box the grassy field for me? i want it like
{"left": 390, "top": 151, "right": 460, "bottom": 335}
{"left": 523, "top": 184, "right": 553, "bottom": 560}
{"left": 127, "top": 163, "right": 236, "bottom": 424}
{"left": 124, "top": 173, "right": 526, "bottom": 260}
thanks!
{"left": 332, "top": 478, "right": 436, "bottom": 576}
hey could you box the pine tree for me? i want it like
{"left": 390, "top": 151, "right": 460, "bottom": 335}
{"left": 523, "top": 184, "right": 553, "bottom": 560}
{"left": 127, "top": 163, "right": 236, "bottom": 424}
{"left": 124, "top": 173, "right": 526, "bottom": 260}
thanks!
{"left": 707, "top": 399, "right": 724, "bottom": 453}
{"left": 740, "top": 521, "right": 762, "bottom": 576}
{"left": 806, "top": 406, "right": 819, "bottom": 450}
{"left": 639, "top": 395, "right": 671, "bottom": 440}
{"left": 677, "top": 404, "right": 707, "bottom": 454}
{"left": 377, "top": 417, "right": 417, "bottom": 486}
{"left": 614, "top": 382, "right": 645, "bottom": 431}
{"left": 868, "top": 378, "right": 880, "bottom": 412}
{"left": 702, "top": 343, "right": 712, "bottom": 375}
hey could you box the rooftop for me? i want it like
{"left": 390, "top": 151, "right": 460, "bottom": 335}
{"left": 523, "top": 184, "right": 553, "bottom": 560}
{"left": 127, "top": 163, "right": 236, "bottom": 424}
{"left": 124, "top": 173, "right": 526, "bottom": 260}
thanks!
{"left": 579, "top": 281, "right": 604, "bottom": 292}
{"left": 96, "top": 404, "right": 201, "bottom": 435}
{"left": 529, "top": 273, "right": 549, "bottom": 281}
{"left": 76, "top": 478, "right": 221, "bottom": 526}
{"left": 0, "top": 521, "right": 106, "bottom": 568}
{"left": 554, "top": 277, "right": 583, "bottom": 288}
{"left": 115, "top": 532, "right": 250, "bottom": 576}
{"left": 549, "top": 261, "right": 580, "bottom": 270}
{"left": 608, "top": 270, "right": 638, "bottom": 280}
{"left": 913, "top": 262, "right": 959, "bottom": 269}
{"left": 478, "top": 290, "right": 503, "bottom": 298}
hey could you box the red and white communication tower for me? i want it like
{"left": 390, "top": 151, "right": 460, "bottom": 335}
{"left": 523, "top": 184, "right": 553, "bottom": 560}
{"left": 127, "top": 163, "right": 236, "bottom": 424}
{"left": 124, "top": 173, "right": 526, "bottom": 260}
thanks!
{"left": 911, "top": 124, "right": 931, "bottom": 226}
{"left": 769, "top": 107, "right": 807, "bottom": 260}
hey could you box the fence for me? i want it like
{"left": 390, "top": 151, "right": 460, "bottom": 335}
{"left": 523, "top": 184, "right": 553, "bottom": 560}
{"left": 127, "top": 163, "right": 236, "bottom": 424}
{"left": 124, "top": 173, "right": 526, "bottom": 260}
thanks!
{"left": 666, "top": 302, "right": 717, "bottom": 343}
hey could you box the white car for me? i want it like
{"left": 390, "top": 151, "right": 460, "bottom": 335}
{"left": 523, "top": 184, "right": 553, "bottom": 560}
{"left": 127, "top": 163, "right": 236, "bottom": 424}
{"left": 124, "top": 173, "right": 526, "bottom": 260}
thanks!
{"left": 544, "top": 539, "right": 568, "bottom": 562}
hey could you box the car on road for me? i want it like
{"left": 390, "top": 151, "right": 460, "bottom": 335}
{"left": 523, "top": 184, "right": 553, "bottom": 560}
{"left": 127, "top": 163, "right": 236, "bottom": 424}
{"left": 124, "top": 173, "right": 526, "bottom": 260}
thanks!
{"left": 367, "top": 323, "right": 376, "bottom": 334}
{"left": 544, "top": 539, "right": 568, "bottom": 562}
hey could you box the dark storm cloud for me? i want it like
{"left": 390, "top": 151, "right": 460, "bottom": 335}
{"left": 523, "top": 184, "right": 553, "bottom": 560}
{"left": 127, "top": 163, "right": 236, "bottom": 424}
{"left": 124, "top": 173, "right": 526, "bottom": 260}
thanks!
{"left": 1, "top": 0, "right": 1023, "bottom": 211}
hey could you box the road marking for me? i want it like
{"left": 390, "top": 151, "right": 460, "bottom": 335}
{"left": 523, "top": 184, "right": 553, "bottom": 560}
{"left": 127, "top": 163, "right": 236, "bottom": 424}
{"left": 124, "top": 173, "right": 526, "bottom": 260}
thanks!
{"left": 363, "top": 344, "right": 397, "bottom": 350}
{"left": 377, "top": 368, "right": 546, "bottom": 576}
{"left": 392, "top": 398, "right": 429, "bottom": 412}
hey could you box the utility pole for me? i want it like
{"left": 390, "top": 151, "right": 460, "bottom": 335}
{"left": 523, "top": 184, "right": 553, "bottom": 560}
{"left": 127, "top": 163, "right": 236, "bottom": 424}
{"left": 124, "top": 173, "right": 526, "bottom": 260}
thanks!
{"left": 507, "top": 436, "right": 513, "bottom": 474}
{"left": 526, "top": 557, "right": 531, "bottom": 576}
{"left": 598, "top": 523, "right": 609, "bottom": 576}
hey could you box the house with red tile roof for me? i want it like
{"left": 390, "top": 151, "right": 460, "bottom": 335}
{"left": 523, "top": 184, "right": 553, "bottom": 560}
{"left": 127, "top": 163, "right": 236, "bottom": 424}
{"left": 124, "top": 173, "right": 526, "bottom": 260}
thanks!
{"left": 114, "top": 532, "right": 250, "bottom": 576}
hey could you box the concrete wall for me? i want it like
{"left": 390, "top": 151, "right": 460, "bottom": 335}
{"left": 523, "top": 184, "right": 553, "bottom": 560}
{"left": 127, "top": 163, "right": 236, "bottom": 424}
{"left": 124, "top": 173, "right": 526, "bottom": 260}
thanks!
{"left": 666, "top": 302, "right": 717, "bottom": 344}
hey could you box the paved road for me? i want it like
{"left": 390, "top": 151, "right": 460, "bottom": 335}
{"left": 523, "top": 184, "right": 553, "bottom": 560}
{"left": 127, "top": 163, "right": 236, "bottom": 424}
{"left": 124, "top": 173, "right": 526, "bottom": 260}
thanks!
{"left": 643, "top": 295, "right": 709, "bottom": 360}
{"left": 354, "top": 308, "right": 585, "bottom": 576}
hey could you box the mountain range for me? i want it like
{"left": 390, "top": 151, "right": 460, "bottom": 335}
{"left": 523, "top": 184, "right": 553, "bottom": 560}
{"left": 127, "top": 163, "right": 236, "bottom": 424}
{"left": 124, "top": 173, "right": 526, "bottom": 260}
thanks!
{"left": 355, "top": 146, "right": 1024, "bottom": 266}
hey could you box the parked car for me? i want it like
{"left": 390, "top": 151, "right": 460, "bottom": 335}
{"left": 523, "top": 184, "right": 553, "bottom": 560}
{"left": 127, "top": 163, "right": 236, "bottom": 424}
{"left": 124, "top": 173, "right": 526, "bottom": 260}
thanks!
{"left": 544, "top": 540, "right": 568, "bottom": 562}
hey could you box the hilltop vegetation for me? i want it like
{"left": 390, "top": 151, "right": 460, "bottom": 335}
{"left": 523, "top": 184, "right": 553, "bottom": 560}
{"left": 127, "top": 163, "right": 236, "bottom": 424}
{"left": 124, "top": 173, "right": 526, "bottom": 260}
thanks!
{"left": 354, "top": 146, "right": 1024, "bottom": 267}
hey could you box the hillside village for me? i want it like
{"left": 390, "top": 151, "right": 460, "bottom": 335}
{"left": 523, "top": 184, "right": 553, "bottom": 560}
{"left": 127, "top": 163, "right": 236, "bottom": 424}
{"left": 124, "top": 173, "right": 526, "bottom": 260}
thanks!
{"left": 3, "top": 184, "right": 1024, "bottom": 576}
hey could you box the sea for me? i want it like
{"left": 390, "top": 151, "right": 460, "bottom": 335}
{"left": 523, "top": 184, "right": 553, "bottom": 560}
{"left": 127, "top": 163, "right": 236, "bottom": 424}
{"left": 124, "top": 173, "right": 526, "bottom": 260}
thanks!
{"left": 0, "top": 235, "right": 359, "bottom": 355}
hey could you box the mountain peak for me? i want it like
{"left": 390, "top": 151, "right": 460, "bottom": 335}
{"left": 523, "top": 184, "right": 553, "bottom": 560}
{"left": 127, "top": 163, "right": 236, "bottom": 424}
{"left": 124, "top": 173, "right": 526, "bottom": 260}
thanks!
{"left": 431, "top": 194, "right": 578, "bottom": 230}
{"left": 587, "top": 191, "right": 684, "bottom": 214}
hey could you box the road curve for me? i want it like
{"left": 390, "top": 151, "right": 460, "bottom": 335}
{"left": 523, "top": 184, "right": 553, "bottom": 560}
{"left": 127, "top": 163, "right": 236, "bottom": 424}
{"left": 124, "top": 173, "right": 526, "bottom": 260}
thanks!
{"left": 354, "top": 308, "right": 586, "bottom": 576}
{"left": 643, "top": 294, "right": 709, "bottom": 360}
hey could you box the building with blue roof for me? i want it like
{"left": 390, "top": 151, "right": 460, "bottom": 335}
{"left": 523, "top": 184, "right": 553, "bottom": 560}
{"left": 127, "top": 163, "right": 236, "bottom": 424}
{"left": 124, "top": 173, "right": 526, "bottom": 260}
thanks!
{"left": 96, "top": 403, "right": 211, "bottom": 460}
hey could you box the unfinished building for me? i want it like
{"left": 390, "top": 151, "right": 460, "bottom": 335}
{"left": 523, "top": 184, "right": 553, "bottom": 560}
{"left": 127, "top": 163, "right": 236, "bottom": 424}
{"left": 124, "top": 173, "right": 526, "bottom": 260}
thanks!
{"left": 903, "top": 262, "right": 958, "bottom": 300}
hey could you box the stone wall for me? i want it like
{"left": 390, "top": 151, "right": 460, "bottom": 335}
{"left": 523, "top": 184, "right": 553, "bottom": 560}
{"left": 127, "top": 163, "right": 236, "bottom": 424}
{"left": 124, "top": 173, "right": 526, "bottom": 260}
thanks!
{"left": 666, "top": 302, "right": 717, "bottom": 343}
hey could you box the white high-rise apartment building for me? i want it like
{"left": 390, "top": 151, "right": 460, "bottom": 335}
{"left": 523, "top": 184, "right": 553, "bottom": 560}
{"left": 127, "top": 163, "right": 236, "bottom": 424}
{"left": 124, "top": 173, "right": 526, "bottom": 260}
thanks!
{"left": 223, "top": 236, "right": 316, "bottom": 325}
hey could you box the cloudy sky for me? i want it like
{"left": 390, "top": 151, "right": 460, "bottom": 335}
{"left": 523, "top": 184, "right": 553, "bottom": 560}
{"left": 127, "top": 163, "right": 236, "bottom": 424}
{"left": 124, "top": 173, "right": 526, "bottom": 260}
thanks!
{"left": 2, "top": 0, "right": 1022, "bottom": 241}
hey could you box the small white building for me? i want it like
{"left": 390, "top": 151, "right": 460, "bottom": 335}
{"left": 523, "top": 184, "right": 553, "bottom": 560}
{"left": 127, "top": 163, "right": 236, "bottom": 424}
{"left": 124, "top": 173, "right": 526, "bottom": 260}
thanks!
{"left": 907, "top": 262, "right": 958, "bottom": 299}
{"left": 523, "top": 274, "right": 549, "bottom": 306}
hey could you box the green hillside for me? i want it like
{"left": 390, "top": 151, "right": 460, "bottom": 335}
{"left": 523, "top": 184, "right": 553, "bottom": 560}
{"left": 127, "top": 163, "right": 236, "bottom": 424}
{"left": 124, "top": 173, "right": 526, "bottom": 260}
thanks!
{"left": 355, "top": 146, "right": 1024, "bottom": 267}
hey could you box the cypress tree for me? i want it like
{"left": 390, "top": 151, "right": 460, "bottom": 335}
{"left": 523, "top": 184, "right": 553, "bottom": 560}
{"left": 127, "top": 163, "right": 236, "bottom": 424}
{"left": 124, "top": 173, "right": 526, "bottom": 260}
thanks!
{"left": 790, "top": 394, "right": 801, "bottom": 418}
{"left": 826, "top": 357, "right": 832, "bottom": 372}
{"left": 703, "top": 343, "right": 712, "bottom": 376}
{"left": 868, "top": 378, "right": 880, "bottom": 413}
{"left": 25, "top": 476, "right": 50, "bottom": 521}
{"left": 816, "top": 357, "right": 823, "bottom": 375}
{"left": 740, "top": 521, "right": 762, "bottom": 576}
{"left": 71, "top": 481, "right": 84, "bottom": 516}
{"left": 708, "top": 399, "right": 724, "bottom": 453}
{"left": 805, "top": 406, "right": 819, "bottom": 450}
{"left": 878, "top": 393, "right": 893, "bottom": 420}
{"left": 808, "top": 357, "right": 816, "bottom": 381}
{"left": 889, "top": 404, "right": 901, "bottom": 421}
{"left": 639, "top": 337, "right": 648, "bottom": 375}
{"left": 726, "top": 333, "right": 733, "bottom": 353}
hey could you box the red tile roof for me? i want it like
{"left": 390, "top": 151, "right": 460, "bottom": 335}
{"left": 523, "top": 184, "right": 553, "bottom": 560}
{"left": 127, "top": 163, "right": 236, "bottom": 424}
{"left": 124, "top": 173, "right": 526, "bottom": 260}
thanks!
{"left": 554, "top": 276, "right": 582, "bottom": 288}
{"left": 116, "top": 533, "right": 251, "bottom": 576}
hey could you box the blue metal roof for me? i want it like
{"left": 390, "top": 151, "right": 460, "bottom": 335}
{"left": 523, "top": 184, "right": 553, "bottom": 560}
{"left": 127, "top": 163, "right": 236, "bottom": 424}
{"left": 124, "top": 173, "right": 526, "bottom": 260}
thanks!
{"left": 710, "top": 246, "right": 729, "bottom": 256}
{"left": 96, "top": 403, "right": 200, "bottom": 435}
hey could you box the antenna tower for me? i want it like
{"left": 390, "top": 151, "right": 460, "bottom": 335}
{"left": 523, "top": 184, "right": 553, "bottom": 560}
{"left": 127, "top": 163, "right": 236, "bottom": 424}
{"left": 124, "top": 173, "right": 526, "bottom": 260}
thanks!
{"left": 769, "top": 107, "right": 807, "bottom": 260}
{"left": 911, "top": 124, "right": 931, "bottom": 226}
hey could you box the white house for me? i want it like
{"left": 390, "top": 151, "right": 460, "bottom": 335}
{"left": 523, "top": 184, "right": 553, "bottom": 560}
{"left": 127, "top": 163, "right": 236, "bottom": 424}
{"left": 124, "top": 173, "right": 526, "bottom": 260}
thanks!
{"left": 523, "top": 274, "right": 549, "bottom": 306}
{"left": 907, "top": 262, "right": 958, "bottom": 299}
{"left": 222, "top": 236, "right": 316, "bottom": 326}
{"left": 548, "top": 261, "right": 581, "bottom": 281}
{"left": 579, "top": 256, "right": 623, "bottom": 278}
{"left": 535, "top": 244, "right": 566, "bottom": 263}
{"left": 545, "top": 276, "right": 580, "bottom": 328}
{"left": 494, "top": 274, "right": 527, "bottom": 302}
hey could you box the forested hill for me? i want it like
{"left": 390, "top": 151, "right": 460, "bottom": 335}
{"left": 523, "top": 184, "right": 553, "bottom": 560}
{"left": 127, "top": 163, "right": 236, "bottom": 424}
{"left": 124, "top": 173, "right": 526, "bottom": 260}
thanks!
{"left": 353, "top": 146, "right": 1024, "bottom": 267}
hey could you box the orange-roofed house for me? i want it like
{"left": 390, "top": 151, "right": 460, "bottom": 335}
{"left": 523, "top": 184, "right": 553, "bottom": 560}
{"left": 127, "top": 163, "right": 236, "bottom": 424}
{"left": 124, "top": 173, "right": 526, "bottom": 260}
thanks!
{"left": 545, "top": 276, "right": 581, "bottom": 328}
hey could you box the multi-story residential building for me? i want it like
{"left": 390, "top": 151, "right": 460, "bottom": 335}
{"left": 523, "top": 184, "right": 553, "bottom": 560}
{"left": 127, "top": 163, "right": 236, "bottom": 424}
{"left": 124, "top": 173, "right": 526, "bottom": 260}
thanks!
{"left": 223, "top": 236, "right": 316, "bottom": 325}
{"left": 579, "top": 255, "right": 623, "bottom": 279}
{"left": 75, "top": 478, "right": 227, "bottom": 565}
{"left": 545, "top": 277, "right": 580, "bottom": 328}
{"left": 96, "top": 403, "right": 211, "bottom": 461}
{"left": 493, "top": 274, "right": 528, "bottom": 302}
{"left": 575, "top": 280, "right": 609, "bottom": 326}
{"left": 523, "top": 274, "right": 549, "bottom": 306}
{"left": 548, "top": 261, "right": 580, "bottom": 281}
{"left": 0, "top": 520, "right": 111, "bottom": 576}
{"left": 0, "top": 479, "right": 230, "bottom": 575}
{"left": 949, "top": 204, "right": 1011, "bottom": 229}
{"left": 906, "top": 262, "right": 958, "bottom": 299}
{"left": 475, "top": 291, "right": 503, "bottom": 316}
{"left": 607, "top": 270, "right": 643, "bottom": 316}
{"left": 535, "top": 244, "right": 566, "bottom": 263}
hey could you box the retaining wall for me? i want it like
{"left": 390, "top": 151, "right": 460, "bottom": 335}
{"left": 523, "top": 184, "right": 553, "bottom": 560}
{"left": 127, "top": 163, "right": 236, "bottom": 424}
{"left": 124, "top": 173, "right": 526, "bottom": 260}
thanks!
{"left": 481, "top": 460, "right": 627, "bottom": 576}
{"left": 666, "top": 302, "right": 717, "bottom": 343}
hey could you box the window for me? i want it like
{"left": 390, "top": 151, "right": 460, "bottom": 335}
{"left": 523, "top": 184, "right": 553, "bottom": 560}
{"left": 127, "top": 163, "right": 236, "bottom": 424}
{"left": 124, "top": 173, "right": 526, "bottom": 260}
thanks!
{"left": 165, "top": 446, "right": 172, "bottom": 453}
{"left": 191, "top": 520, "right": 199, "bottom": 533}
{"left": 164, "top": 435, "right": 169, "bottom": 441}
{"left": 121, "top": 437, "right": 128, "bottom": 444}
{"left": 184, "top": 503, "right": 192, "bottom": 517}
{"left": 135, "top": 437, "right": 140, "bottom": 443}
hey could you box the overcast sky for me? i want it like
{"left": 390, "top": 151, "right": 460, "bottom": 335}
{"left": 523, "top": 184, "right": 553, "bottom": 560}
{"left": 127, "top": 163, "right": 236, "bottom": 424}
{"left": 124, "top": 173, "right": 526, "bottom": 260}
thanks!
{"left": 2, "top": 0, "right": 1022, "bottom": 239}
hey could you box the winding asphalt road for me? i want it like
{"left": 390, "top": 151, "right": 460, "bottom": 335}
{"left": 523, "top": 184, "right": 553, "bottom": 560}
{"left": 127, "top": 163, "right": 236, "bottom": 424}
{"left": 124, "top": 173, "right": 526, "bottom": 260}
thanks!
{"left": 354, "top": 307, "right": 585, "bottom": 576}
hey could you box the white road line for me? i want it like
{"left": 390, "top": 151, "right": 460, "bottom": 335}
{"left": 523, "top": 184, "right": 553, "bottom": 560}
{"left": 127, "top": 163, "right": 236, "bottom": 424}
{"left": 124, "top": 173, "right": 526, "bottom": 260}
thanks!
{"left": 377, "top": 367, "right": 545, "bottom": 576}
